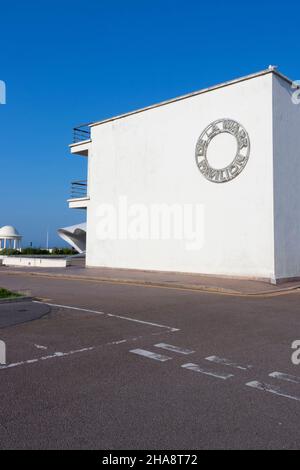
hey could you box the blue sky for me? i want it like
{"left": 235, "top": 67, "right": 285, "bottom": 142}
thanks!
{"left": 0, "top": 0, "right": 298, "bottom": 246}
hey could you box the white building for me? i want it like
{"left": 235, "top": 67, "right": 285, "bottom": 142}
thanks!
{"left": 67, "top": 68, "right": 300, "bottom": 284}
{"left": 0, "top": 226, "right": 22, "bottom": 250}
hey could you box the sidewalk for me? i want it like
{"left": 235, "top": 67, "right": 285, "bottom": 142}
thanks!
{"left": 2, "top": 265, "right": 300, "bottom": 296}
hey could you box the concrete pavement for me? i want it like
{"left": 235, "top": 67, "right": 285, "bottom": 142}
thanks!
{"left": 1, "top": 265, "right": 300, "bottom": 295}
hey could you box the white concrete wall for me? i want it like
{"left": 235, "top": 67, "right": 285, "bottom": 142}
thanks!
{"left": 2, "top": 257, "right": 68, "bottom": 268}
{"left": 86, "top": 74, "right": 275, "bottom": 279}
{"left": 273, "top": 75, "right": 300, "bottom": 280}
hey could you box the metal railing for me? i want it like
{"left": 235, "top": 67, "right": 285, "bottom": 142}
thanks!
{"left": 70, "top": 180, "right": 87, "bottom": 199}
{"left": 73, "top": 124, "right": 91, "bottom": 143}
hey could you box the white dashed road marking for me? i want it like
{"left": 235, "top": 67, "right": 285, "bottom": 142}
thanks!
{"left": 33, "top": 302, "right": 106, "bottom": 316}
{"left": 0, "top": 347, "right": 95, "bottom": 370}
{"left": 154, "top": 343, "right": 195, "bottom": 355}
{"left": 34, "top": 344, "right": 48, "bottom": 350}
{"left": 205, "top": 355, "right": 252, "bottom": 370}
{"left": 181, "top": 363, "right": 234, "bottom": 380}
{"left": 130, "top": 349, "right": 172, "bottom": 362}
{"left": 0, "top": 337, "right": 155, "bottom": 371}
{"left": 246, "top": 381, "right": 300, "bottom": 402}
{"left": 269, "top": 371, "right": 300, "bottom": 384}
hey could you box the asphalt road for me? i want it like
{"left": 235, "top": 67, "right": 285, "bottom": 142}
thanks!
{"left": 0, "top": 270, "right": 300, "bottom": 449}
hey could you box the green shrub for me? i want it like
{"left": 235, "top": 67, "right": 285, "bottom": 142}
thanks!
{"left": 0, "top": 288, "right": 21, "bottom": 299}
{"left": 21, "top": 247, "right": 49, "bottom": 255}
{"left": 51, "top": 247, "right": 75, "bottom": 255}
{"left": 0, "top": 249, "right": 21, "bottom": 255}
{"left": 0, "top": 247, "right": 76, "bottom": 256}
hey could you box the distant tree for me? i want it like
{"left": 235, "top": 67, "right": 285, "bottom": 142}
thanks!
{"left": 0, "top": 249, "right": 21, "bottom": 255}
{"left": 0, "top": 247, "right": 76, "bottom": 256}
{"left": 21, "top": 247, "right": 49, "bottom": 255}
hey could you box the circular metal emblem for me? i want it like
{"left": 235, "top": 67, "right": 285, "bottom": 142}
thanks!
{"left": 195, "top": 119, "right": 250, "bottom": 183}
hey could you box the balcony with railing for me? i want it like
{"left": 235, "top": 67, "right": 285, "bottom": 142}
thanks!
{"left": 71, "top": 179, "right": 87, "bottom": 197}
{"left": 68, "top": 179, "right": 89, "bottom": 209}
{"left": 70, "top": 124, "right": 91, "bottom": 156}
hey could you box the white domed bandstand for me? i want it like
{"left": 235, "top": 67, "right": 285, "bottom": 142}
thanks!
{"left": 0, "top": 226, "right": 22, "bottom": 250}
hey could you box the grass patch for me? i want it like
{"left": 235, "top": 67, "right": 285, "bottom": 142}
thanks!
{"left": 0, "top": 288, "right": 21, "bottom": 299}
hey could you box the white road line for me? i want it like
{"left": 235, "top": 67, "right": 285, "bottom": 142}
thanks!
{"left": 181, "top": 363, "right": 234, "bottom": 380}
{"left": 246, "top": 381, "right": 300, "bottom": 402}
{"left": 154, "top": 343, "right": 195, "bottom": 355}
{"left": 106, "top": 313, "right": 179, "bottom": 332}
{"left": 33, "top": 302, "right": 106, "bottom": 316}
{"left": 205, "top": 355, "right": 252, "bottom": 370}
{"left": 110, "top": 340, "right": 127, "bottom": 345}
{"left": 34, "top": 301, "right": 179, "bottom": 332}
{"left": 269, "top": 371, "right": 300, "bottom": 384}
{"left": 34, "top": 344, "right": 48, "bottom": 350}
{"left": 130, "top": 349, "right": 172, "bottom": 362}
{"left": 0, "top": 337, "right": 145, "bottom": 371}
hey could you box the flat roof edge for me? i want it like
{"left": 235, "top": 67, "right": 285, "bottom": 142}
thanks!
{"left": 89, "top": 68, "right": 295, "bottom": 129}
{"left": 69, "top": 139, "right": 91, "bottom": 148}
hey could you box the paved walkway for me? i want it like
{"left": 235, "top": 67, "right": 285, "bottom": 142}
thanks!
{"left": 1, "top": 265, "right": 300, "bottom": 296}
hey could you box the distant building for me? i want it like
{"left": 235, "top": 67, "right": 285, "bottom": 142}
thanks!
{"left": 66, "top": 68, "right": 300, "bottom": 284}
{"left": 0, "top": 226, "right": 22, "bottom": 250}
